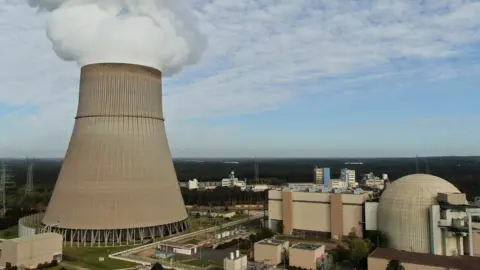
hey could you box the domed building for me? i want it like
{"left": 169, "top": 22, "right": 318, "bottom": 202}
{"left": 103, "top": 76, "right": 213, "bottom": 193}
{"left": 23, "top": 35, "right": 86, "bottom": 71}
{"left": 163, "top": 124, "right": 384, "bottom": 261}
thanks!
{"left": 377, "top": 174, "right": 463, "bottom": 254}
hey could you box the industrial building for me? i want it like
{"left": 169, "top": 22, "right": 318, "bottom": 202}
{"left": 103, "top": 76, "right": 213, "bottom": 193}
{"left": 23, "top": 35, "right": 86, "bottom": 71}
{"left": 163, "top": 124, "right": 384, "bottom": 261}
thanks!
{"left": 0, "top": 233, "right": 62, "bottom": 269}
{"left": 370, "top": 174, "right": 480, "bottom": 256}
{"left": 313, "top": 167, "right": 330, "bottom": 186}
{"left": 340, "top": 168, "right": 356, "bottom": 188}
{"left": 153, "top": 242, "right": 197, "bottom": 259}
{"left": 187, "top": 179, "right": 199, "bottom": 189}
{"left": 362, "top": 172, "right": 386, "bottom": 189}
{"left": 268, "top": 188, "right": 370, "bottom": 238}
{"left": 253, "top": 238, "right": 289, "bottom": 266}
{"left": 221, "top": 171, "right": 246, "bottom": 189}
{"left": 368, "top": 248, "right": 480, "bottom": 270}
{"left": 288, "top": 243, "right": 325, "bottom": 270}
{"left": 223, "top": 250, "right": 247, "bottom": 270}
{"left": 29, "top": 63, "right": 189, "bottom": 245}
{"left": 271, "top": 173, "right": 480, "bottom": 258}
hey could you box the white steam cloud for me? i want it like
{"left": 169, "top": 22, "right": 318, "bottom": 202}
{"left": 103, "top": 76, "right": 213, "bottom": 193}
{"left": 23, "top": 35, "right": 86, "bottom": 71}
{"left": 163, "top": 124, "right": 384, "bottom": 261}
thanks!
{"left": 28, "top": 0, "right": 207, "bottom": 76}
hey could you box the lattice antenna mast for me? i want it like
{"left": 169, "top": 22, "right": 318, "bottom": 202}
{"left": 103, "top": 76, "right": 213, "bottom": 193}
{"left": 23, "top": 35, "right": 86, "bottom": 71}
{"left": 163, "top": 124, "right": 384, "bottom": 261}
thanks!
{"left": 425, "top": 158, "right": 430, "bottom": 174}
{"left": 25, "top": 157, "right": 35, "bottom": 196}
{"left": 0, "top": 161, "right": 13, "bottom": 217}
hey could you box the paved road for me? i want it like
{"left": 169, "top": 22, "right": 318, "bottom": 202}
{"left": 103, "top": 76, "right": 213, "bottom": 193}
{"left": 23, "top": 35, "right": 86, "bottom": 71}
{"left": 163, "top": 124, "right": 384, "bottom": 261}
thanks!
{"left": 109, "top": 214, "right": 264, "bottom": 265}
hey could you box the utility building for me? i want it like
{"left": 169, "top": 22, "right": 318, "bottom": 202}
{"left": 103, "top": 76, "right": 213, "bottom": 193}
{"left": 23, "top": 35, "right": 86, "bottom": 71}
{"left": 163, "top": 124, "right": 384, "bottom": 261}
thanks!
{"left": 224, "top": 250, "right": 247, "bottom": 270}
{"left": 253, "top": 238, "right": 289, "bottom": 266}
{"left": 289, "top": 243, "right": 325, "bottom": 270}
{"left": 0, "top": 233, "right": 62, "bottom": 269}
{"left": 268, "top": 189, "right": 369, "bottom": 239}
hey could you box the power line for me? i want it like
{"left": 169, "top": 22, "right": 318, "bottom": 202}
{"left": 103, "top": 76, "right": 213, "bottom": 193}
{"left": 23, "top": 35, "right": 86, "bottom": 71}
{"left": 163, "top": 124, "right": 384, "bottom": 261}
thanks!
{"left": 0, "top": 161, "right": 14, "bottom": 217}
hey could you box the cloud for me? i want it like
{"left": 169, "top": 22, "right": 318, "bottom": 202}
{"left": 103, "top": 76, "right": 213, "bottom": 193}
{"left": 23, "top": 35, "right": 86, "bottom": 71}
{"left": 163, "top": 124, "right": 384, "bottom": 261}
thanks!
{"left": 1, "top": 0, "right": 480, "bottom": 157}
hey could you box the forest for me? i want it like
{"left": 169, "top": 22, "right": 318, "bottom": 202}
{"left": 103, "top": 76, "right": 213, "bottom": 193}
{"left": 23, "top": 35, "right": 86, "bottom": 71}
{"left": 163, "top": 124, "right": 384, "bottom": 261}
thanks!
{"left": 4, "top": 156, "right": 480, "bottom": 193}
{"left": 3, "top": 156, "right": 480, "bottom": 207}
{"left": 1, "top": 156, "right": 479, "bottom": 231}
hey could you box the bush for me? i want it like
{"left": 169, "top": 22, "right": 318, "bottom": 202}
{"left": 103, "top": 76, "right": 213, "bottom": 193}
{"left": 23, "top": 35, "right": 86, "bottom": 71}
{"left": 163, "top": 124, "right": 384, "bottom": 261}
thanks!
{"left": 36, "top": 262, "right": 51, "bottom": 269}
{"left": 151, "top": 263, "right": 164, "bottom": 270}
{"left": 50, "top": 259, "right": 58, "bottom": 267}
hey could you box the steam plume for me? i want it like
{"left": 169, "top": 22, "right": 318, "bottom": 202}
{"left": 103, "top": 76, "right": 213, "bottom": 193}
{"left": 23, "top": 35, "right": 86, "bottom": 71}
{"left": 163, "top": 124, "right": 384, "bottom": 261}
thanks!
{"left": 28, "top": 0, "right": 206, "bottom": 76}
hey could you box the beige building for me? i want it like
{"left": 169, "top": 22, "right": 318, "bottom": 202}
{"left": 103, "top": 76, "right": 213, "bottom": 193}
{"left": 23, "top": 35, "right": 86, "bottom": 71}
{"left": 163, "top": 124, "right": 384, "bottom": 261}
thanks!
{"left": 289, "top": 243, "right": 325, "bottom": 270}
{"left": 0, "top": 233, "right": 63, "bottom": 269}
{"left": 224, "top": 250, "right": 247, "bottom": 270}
{"left": 253, "top": 238, "right": 289, "bottom": 266}
{"left": 314, "top": 167, "right": 323, "bottom": 184}
{"left": 368, "top": 248, "right": 480, "bottom": 270}
{"left": 268, "top": 189, "right": 369, "bottom": 239}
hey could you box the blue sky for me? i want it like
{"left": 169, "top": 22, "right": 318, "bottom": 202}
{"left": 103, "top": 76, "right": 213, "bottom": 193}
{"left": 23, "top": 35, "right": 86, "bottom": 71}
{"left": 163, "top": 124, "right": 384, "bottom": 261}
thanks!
{"left": 1, "top": 0, "right": 480, "bottom": 157}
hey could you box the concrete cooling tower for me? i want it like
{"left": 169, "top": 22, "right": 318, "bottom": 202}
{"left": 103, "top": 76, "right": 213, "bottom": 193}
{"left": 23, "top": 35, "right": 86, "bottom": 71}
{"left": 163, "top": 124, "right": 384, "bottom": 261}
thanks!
{"left": 43, "top": 63, "right": 188, "bottom": 245}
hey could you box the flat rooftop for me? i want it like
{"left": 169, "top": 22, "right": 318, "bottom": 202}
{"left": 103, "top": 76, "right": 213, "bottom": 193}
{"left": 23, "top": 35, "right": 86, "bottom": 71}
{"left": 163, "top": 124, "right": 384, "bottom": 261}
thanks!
{"left": 291, "top": 242, "right": 323, "bottom": 251}
{"left": 160, "top": 241, "right": 196, "bottom": 249}
{"left": 369, "top": 248, "right": 480, "bottom": 270}
{"left": 257, "top": 238, "right": 286, "bottom": 246}
{"left": 8, "top": 233, "right": 61, "bottom": 244}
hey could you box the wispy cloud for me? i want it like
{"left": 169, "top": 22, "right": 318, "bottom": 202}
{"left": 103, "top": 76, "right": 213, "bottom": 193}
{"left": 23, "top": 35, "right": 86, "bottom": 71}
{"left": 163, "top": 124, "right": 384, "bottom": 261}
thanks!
{"left": 1, "top": 0, "right": 480, "bottom": 157}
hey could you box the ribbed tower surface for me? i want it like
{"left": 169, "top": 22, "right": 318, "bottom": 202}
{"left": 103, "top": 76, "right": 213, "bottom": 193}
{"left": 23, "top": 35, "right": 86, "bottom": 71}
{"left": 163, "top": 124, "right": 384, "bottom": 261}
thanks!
{"left": 43, "top": 63, "right": 188, "bottom": 245}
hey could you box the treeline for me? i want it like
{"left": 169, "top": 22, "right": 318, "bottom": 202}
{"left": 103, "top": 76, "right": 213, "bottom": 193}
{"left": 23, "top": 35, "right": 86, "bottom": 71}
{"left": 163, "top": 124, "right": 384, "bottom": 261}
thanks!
{"left": 3, "top": 157, "right": 480, "bottom": 199}
{"left": 181, "top": 187, "right": 267, "bottom": 206}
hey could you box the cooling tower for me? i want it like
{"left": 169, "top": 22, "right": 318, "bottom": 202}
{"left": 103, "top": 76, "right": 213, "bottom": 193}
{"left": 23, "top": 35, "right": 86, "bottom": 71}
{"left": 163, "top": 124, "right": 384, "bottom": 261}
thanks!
{"left": 43, "top": 63, "right": 189, "bottom": 245}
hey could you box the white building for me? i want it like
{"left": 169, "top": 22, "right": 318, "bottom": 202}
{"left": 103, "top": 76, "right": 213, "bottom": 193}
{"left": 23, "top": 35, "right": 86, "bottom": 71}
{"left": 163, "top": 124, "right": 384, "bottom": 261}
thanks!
{"left": 252, "top": 184, "right": 269, "bottom": 192}
{"left": 340, "top": 168, "right": 356, "bottom": 187}
{"left": 362, "top": 173, "right": 385, "bottom": 189}
{"left": 221, "top": 171, "right": 246, "bottom": 190}
{"left": 224, "top": 250, "right": 247, "bottom": 270}
{"left": 188, "top": 179, "right": 199, "bottom": 190}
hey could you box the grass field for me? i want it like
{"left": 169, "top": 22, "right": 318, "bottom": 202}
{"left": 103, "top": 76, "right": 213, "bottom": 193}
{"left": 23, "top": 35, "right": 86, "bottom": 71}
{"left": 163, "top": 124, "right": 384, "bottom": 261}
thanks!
{"left": 188, "top": 214, "right": 248, "bottom": 231}
{"left": 0, "top": 225, "right": 18, "bottom": 239}
{"left": 62, "top": 246, "right": 138, "bottom": 270}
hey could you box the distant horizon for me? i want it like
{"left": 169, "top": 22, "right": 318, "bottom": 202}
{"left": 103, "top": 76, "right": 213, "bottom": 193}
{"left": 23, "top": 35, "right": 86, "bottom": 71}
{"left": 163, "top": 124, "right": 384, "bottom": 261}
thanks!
{"left": 1, "top": 155, "right": 479, "bottom": 160}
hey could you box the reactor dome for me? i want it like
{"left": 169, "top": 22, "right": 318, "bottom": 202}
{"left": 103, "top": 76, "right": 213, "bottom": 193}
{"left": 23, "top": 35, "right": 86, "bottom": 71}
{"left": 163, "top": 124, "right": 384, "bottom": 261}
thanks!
{"left": 377, "top": 173, "right": 461, "bottom": 254}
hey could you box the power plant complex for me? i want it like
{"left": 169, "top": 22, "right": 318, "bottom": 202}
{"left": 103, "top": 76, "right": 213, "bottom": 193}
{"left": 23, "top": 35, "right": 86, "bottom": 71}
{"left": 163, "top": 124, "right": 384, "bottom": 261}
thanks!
{"left": 19, "top": 63, "right": 189, "bottom": 245}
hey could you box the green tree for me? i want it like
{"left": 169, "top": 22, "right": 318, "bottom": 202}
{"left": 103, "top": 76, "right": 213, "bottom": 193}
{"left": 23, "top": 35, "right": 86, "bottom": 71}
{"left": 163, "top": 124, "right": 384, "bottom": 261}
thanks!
{"left": 333, "top": 227, "right": 371, "bottom": 265}
{"left": 349, "top": 238, "right": 371, "bottom": 261}
{"left": 365, "top": 230, "right": 389, "bottom": 248}
{"left": 386, "top": 260, "right": 405, "bottom": 270}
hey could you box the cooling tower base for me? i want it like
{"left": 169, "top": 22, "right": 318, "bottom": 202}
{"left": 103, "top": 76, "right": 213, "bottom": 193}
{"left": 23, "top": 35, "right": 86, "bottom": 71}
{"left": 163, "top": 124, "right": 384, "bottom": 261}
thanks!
{"left": 42, "top": 219, "right": 190, "bottom": 247}
{"left": 20, "top": 212, "right": 190, "bottom": 246}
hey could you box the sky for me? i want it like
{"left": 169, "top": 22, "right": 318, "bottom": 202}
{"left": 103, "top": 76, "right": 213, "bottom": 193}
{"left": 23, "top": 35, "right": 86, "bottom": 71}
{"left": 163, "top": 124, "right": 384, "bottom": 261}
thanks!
{"left": 1, "top": 0, "right": 480, "bottom": 158}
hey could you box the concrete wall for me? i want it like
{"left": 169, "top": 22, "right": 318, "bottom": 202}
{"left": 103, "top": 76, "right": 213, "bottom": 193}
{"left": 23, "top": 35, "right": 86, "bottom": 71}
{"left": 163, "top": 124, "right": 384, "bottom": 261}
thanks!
{"left": 343, "top": 205, "right": 363, "bottom": 237}
{"left": 268, "top": 190, "right": 283, "bottom": 221}
{"left": 289, "top": 246, "right": 325, "bottom": 270}
{"left": 282, "top": 191, "right": 294, "bottom": 234}
{"left": 367, "top": 257, "right": 455, "bottom": 270}
{"left": 365, "top": 202, "right": 378, "bottom": 231}
{"left": 268, "top": 190, "right": 366, "bottom": 238}
{"left": 292, "top": 202, "right": 330, "bottom": 233}
{"left": 330, "top": 194, "right": 343, "bottom": 239}
{"left": 254, "top": 243, "right": 283, "bottom": 265}
{"left": 224, "top": 255, "right": 248, "bottom": 270}
{"left": 0, "top": 233, "right": 62, "bottom": 269}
